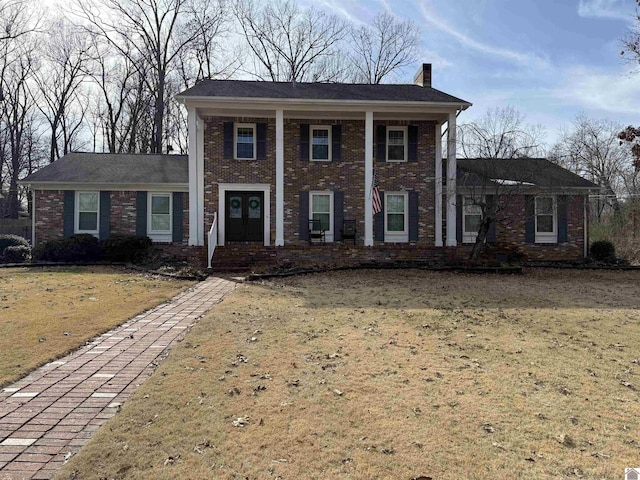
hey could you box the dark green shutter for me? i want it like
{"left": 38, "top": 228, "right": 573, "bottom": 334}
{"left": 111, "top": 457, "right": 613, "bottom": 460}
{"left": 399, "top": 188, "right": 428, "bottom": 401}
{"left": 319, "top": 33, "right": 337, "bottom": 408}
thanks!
{"left": 525, "top": 195, "right": 535, "bottom": 243}
{"left": 256, "top": 123, "right": 267, "bottom": 160}
{"left": 558, "top": 195, "right": 568, "bottom": 243}
{"left": 299, "top": 191, "right": 309, "bottom": 241}
{"left": 300, "top": 124, "right": 310, "bottom": 161}
{"left": 332, "top": 124, "right": 342, "bottom": 162}
{"left": 63, "top": 190, "right": 75, "bottom": 238}
{"left": 376, "top": 125, "right": 386, "bottom": 162}
{"left": 486, "top": 195, "right": 496, "bottom": 243}
{"left": 408, "top": 125, "right": 418, "bottom": 162}
{"left": 223, "top": 122, "right": 234, "bottom": 159}
{"left": 409, "top": 191, "right": 419, "bottom": 242}
{"left": 136, "top": 191, "right": 147, "bottom": 237}
{"left": 456, "top": 195, "right": 463, "bottom": 244}
{"left": 334, "top": 191, "right": 344, "bottom": 241}
{"left": 374, "top": 192, "right": 385, "bottom": 241}
{"left": 99, "top": 191, "right": 111, "bottom": 240}
{"left": 172, "top": 192, "right": 184, "bottom": 242}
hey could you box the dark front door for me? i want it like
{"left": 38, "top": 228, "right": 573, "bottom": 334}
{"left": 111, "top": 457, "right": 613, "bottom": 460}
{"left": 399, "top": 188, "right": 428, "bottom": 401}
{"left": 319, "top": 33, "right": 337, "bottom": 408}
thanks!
{"left": 226, "top": 191, "right": 264, "bottom": 242}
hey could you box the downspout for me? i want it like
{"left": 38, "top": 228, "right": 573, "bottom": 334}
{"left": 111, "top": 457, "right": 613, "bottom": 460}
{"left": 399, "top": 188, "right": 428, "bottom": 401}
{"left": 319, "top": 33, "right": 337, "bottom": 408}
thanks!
{"left": 583, "top": 194, "right": 588, "bottom": 259}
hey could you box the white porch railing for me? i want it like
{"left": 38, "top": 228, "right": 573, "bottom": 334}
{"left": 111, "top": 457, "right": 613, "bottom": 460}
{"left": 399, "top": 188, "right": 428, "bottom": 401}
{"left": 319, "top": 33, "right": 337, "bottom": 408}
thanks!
{"left": 207, "top": 213, "right": 217, "bottom": 269}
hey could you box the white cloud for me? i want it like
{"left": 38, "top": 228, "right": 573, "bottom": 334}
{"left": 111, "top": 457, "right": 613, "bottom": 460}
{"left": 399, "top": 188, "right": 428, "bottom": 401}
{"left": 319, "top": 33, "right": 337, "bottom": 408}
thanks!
{"left": 416, "top": 3, "right": 549, "bottom": 69}
{"left": 577, "top": 0, "right": 634, "bottom": 22}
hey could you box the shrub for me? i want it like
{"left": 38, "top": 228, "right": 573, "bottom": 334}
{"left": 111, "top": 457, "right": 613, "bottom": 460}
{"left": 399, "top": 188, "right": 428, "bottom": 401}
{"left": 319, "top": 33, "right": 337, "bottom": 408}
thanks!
{"left": 33, "top": 234, "right": 103, "bottom": 263}
{"left": 0, "top": 234, "right": 29, "bottom": 253}
{"left": 590, "top": 240, "right": 616, "bottom": 262}
{"left": 102, "top": 234, "right": 152, "bottom": 263}
{"left": 2, "top": 245, "right": 31, "bottom": 263}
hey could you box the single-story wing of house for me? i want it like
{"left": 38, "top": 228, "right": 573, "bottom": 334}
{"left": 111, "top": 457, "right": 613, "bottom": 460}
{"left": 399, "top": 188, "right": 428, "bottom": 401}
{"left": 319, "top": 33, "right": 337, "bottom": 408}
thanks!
{"left": 20, "top": 64, "right": 598, "bottom": 268}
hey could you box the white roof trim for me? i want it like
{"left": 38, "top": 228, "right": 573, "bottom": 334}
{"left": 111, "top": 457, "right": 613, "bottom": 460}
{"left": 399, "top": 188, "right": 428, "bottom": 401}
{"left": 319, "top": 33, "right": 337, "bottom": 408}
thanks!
{"left": 19, "top": 181, "right": 188, "bottom": 192}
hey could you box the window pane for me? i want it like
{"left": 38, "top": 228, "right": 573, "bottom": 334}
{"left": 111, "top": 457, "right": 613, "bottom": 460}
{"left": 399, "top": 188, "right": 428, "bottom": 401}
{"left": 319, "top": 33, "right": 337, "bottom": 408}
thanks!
{"left": 537, "top": 215, "right": 554, "bottom": 233}
{"left": 151, "top": 214, "right": 170, "bottom": 231}
{"left": 151, "top": 195, "right": 170, "bottom": 215}
{"left": 79, "top": 212, "right": 97, "bottom": 231}
{"left": 312, "top": 213, "right": 330, "bottom": 231}
{"left": 236, "top": 143, "right": 254, "bottom": 159}
{"left": 248, "top": 196, "right": 261, "bottom": 219}
{"left": 79, "top": 193, "right": 98, "bottom": 212}
{"left": 237, "top": 127, "right": 254, "bottom": 142}
{"left": 388, "top": 130, "right": 404, "bottom": 144}
{"left": 312, "top": 194, "right": 330, "bottom": 213}
{"left": 312, "top": 144, "right": 329, "bottom": 160}
{"left": 312, "top": 129, "right": 329, "bottom": 144}
{"left": 386, "top": 195, "right": 405, "bottom": 214}
{"left": 387, "top": 213, "right": 405, "bottom": 232}
{"left": 388, "top": 145, "right": 404, "bottom": 161}
{"left": 229, "top": 196, "right": 242, "bottom": 219}
{"left": 465, "top": 214, "right": 481, "bottom": 233}
{"left": 536, "top": 197, "right": 553, "bottom": 215}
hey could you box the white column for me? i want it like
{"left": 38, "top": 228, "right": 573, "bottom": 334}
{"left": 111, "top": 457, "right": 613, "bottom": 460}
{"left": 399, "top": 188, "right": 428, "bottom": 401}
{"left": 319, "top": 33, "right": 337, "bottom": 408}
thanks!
{"left": 434, "top": 121, "right": 443, "bottom": 247}
{"left": 275, "top": 109, "right": 284, "bottom": 246}
{"left": 196, "top": 114, "right": 205, "bottom": 245}
{"left": 446, "top": 111, "right": 457, "bottom": 247}
{"left": 364, "top": 111, "right": 374, "bottom": 246}
{"left": 187, "top": 107, "right": 199, "bottom": 246}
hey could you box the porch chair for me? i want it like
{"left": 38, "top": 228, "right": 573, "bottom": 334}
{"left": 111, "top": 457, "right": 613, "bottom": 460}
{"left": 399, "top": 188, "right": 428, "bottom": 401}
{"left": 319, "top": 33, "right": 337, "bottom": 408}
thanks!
{"left": 341, "top": 219, "right": 357, "bottom": 244}
{"left": 308, "top": 219, "right": 326, "bottom": 244}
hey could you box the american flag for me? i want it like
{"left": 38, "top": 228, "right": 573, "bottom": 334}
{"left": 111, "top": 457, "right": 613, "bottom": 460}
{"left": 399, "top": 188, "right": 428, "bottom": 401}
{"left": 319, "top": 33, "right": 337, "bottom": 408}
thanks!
{"left": 371, "top": 168, "right": 382, "bottom": 216}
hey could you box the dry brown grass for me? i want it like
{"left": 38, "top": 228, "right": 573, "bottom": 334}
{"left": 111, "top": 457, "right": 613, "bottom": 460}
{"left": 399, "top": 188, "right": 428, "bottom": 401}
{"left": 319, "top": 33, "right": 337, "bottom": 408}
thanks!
{"left": 0, "top": 266, "right": 193, "bottom": 387}
{"left": 58, "top": 269, "right": 640, "bottom": 480}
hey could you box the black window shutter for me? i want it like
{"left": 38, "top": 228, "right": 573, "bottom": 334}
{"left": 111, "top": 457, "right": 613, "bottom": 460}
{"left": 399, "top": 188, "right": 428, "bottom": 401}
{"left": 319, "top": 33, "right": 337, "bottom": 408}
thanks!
{"left": 332, "top": 124, "right": 342, "bottom": 162}
{"left": 223, "top": 122, "right": 234, "bottom": 159}
{"left": 376, "top": 125, "right": 386, "bottom": 162}
{"left": 374, "top": 192, "right": 385, "bottom": 241}
{"left": 256, "top": 123, "right": 267, "bottom": 160}
{"left": 136, "top": 191, "right": 148, "bottom": 237}
{"left": 524, "top": 195, "right": 535, "bottom": 243}
{"left": 456, "top": 195, "right": 463, "bottom": 244}
{"left": 172, "top": 192, "right": 184, "bottom": 242}
{"left": 63, "top": 190, "right": 75, "bottom": 238}
{"left": 486, "top": 195, "right": 497, "bottom": 243}
{"left": 408, "top": 125, "right": 418, "bottom": 162}
{"left": 299, "top": 191, "right": 309, "bottom": 240}
{"left": 558, "top": 195, "right": 568, "bottom": 243}
{"left": 334, "top": 191, "right": 344, "bottom": 241}
{"left": 300, "top": 124, "right": 310, "bottom": 161}
{"left": 99, "top": 191, "right": 111, "bottom": 241}
{"left": 409, "top": 191, "right": 419, "bottom": 242}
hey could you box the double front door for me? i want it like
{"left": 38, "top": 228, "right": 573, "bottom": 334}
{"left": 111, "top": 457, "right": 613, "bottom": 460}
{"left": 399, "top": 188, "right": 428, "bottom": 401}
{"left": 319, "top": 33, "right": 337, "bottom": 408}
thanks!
{"left": 225, "top": 191, "right": 264, "bottom": 242}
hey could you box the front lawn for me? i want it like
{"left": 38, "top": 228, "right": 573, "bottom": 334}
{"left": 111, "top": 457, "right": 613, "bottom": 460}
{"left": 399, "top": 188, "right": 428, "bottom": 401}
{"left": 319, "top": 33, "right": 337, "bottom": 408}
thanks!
{"left": 58, "top": 269, "right": 640, "bottom": 479}
{"left": 0, "top": 266, "right": 193, "bottom": 387}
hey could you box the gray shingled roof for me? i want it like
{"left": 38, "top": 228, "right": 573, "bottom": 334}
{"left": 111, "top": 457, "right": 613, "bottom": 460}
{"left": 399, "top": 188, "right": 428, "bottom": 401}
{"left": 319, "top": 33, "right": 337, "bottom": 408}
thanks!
{"left": 457, "top": 158, "right": 598, "bottom": 189}
{"left": 178, "top": 80, "right": 470, "bottom": 104}
{"left": 21, "top": 153, "right": 188, "bottom": 184}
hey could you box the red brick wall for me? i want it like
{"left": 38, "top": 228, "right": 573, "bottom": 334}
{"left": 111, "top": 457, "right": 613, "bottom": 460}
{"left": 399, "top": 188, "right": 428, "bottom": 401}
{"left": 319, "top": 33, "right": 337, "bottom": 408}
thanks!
{"left": 110, "top": 191, "right": 137, "bottom": 236}
{"left": 34, "top": 190, "right": 65, "bottom": 245}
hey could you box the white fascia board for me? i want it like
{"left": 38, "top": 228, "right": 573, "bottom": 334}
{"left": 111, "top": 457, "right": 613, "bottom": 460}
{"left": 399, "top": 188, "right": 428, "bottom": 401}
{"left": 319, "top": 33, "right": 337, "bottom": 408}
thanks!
{"left": 22, "top": 182, "right": 189, "bottom": 192}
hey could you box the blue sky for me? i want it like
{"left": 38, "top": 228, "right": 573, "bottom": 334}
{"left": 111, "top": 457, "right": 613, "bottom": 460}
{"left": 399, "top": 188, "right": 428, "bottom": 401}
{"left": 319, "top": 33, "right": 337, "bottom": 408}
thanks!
{"left": 308, "top": 0, "right": 640, "bottom": 144}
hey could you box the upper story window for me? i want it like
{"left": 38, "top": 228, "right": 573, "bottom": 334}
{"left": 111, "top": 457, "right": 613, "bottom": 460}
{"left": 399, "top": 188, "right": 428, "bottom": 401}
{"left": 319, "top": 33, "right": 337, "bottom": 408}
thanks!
{"left": 384, "top": 192, "right": 408, "bottom": 242}
{"left": 463, "top": 196, "right": 482, "bottom": 243}
{"left": 387, "top": 127, "right": 407, "bottom": 162}
{"left": 535, "top": 196, "right": 557, "bottom": 243}
{"left": 311, "top": 126, "right": 331, "bottom": 161}
{"left": 235, "top": 123, "right": 256, "bottom": 160}
{"left": 75, "top": 191, "right": 99, "bottom": 234}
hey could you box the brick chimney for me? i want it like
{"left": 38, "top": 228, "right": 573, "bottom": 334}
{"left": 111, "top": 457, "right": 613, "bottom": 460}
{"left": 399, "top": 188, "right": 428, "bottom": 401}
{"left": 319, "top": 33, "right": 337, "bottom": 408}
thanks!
{"left": 413, "top": 63, "right": 432, "bottom": 88}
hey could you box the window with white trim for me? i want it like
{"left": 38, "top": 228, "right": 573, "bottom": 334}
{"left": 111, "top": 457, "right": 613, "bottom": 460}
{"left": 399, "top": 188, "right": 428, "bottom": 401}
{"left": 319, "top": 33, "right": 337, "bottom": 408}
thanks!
{"left": 387, "top": 127, "right": 407, "bottom": 162}
{"left": 535, "top": 196, "right": 557, "bottom": 243}
{"left": 148, "top": 193, "right": 172, "bottom": 242}
{"left": 310, "top": 125, "right": 331, "bottom": 161}
{"left": 310, "top": 191, "right": 333, "bottom": 241}
{"left": 384, "top": 192, "right": 408, "bottom": 242}
{"left": 463, "top": 196, "right": 482, "bottom": 243}
{"left": 235, "top": 123, "right": 256, "bottom": 160}
{"left": 75, "top": 191, "right": 99, "bottom": 234}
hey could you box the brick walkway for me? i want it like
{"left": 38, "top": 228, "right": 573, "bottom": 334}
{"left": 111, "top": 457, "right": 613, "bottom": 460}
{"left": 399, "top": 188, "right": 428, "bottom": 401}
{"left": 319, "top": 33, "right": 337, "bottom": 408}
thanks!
{"left": 0, "top": 276, "right": 236, "bottom": 480}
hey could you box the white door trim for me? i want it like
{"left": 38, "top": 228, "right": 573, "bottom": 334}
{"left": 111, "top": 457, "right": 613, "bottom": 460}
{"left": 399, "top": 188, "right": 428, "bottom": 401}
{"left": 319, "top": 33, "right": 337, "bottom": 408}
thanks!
{"left": 218, "top": 183, "right": 271, "bottom": 247}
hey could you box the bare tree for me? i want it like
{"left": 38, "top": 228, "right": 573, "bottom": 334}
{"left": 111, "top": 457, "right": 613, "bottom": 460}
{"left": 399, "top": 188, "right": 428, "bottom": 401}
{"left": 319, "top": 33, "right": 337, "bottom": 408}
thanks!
{"left": 553, "top": 115, "right": 629, "bottom": 218}
{"left": 76, "top": 0, "right": 230, "bottom": 154}
{"left": 458, "top": 106, "right": 546, "bottom": 159}
{"left": 349, "top": 12, "right": 421, "bottom": 84}
{"left": 233, "top": 0, "right": 349, "bottom": 82}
